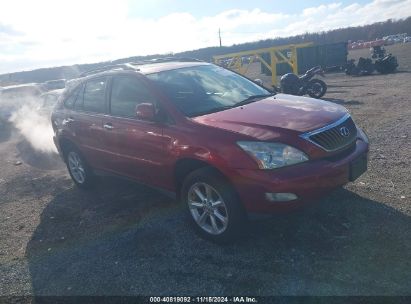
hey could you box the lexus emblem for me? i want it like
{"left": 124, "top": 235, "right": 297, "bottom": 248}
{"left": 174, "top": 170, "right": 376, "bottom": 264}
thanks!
{"left": 339, "top": 126, "right": 350, "bottom": 137}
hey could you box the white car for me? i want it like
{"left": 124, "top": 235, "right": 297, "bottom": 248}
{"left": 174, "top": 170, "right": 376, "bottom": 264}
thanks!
{"left": 0, "top": 84, "right": 43, "bottom": 120}
{"left": 37, "top": 89, "right": 64, "bottom": 114}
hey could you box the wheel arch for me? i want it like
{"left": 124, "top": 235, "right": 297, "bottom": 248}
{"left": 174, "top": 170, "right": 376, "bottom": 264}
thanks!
{"left": 173, "top": 158, "right": 238, "bottom": 200}
{"left": 58, "top": 137, "right": 78, "bottom": 160}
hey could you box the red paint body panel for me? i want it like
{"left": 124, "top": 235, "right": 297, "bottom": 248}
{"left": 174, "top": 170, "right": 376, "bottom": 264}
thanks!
{"left": 192, "top": 93, "right": 348, "bottom": 135}
{"left": 52, "top": 64, "right": 369, "bottom": 215}
{"left": 224, "top": 140, "right": 368, "bottom": 213}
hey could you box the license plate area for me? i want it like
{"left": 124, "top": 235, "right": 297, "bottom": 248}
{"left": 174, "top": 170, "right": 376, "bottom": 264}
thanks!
{"left": 349, "top": 153, "right": 368, "bottom": 181}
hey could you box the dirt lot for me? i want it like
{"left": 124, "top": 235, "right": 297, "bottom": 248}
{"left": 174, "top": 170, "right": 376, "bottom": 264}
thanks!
{"left": 0, "top": 43, "right": 410, "bottom": 296}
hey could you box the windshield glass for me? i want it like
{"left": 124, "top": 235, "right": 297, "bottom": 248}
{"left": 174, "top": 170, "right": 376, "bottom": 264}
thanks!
{"left": 146, "top": 64, "right": 271, "bottom": 117}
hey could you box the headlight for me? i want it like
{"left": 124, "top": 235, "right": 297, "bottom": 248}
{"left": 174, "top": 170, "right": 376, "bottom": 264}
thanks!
{"left": 237, "top": 141, "right": 308, "bottom": 169}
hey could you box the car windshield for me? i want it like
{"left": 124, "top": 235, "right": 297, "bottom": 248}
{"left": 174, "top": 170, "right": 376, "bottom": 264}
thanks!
{"left": 146, "top": 64, "right": 272, "bottom": 117}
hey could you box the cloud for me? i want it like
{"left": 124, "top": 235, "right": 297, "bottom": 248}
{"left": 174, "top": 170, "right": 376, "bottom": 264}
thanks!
{"left": 0, "top": 23, "right": 22, "bottom": 36}
{"left": 0, "top": 0, "right": 410, "bottom": 74}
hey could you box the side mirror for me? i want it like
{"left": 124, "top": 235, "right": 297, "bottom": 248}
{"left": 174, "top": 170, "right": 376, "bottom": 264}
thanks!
{"left": 136, "top": 103, "right": 155, "bottom": 121}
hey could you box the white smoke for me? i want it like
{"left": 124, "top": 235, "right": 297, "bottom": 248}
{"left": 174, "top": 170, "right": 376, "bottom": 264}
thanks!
{"left": 0, "top": 90, "right": 57, "bottom": 154}
{"left": 9, "top": 102, "right": 57, "bottom": 153}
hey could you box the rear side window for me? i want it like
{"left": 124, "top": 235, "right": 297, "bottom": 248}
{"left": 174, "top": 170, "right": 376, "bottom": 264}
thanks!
{"left": 74, "top": 84, "right": 84, "bottom": 110}
{"left": 83, "top": 78, "right": 107, "bottom": 113}
{"left": 110, "top": 76, "right": 156, "bottom": 118}
{"left": 64, "top": 87, "right": 80, "bottom": 109}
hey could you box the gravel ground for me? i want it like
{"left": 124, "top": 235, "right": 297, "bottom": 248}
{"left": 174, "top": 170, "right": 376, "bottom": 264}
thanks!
{"left": 0, "top": 43, "right": 410, "bottom": 297}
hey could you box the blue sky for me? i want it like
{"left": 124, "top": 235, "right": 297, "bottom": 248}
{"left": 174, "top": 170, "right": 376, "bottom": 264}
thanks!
{"left": 0, "top": 0, "right": 410, "bottom": 74}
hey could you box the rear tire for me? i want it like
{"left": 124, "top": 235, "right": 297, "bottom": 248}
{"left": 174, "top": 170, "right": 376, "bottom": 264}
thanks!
{"left": 181, "top": 167, "right": 246, "bottom": 243}
{"left": 64, "top": 145, "right": 95, "bottom": 189}
{"left": 307, "top": 79, "right": 327, "bottom": 99}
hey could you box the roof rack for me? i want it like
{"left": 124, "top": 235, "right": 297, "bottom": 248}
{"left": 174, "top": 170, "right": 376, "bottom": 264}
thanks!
{"left": 128, "top": 57, "right": 203, "bottom": 66}
{"left": 79, "top": 57, "right": 203, "bottom": 77}
{"left": 79, "top": 63, "right": 139, "bottom": 77}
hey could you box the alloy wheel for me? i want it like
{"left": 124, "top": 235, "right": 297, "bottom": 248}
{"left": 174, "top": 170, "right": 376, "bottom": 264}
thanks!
{"left": 187, "top": 182, "right": 229, "bottom": 235}
{"left": 67, "top": 151, "right": 86, "bottom": 184}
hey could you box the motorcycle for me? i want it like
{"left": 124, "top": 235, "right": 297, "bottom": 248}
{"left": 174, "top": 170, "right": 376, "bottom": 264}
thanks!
{"left": 371, "top": 46, "right": 386, "bottom": 59}
{"left": 345, "top": 57, "right": 375, "bottom": 76}
{"left": 279, "top": 66, "right": 327, "bottom": 99}
{"left": 345, "top": 54, "right": 398, "bottom": 76}
{"left": 374, "top": 54, "right": 398, "bottom": 74}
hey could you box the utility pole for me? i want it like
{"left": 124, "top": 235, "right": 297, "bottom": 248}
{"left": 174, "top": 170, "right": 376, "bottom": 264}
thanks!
{"left": 218, "top": 28, "right": 222, "bottom": 47}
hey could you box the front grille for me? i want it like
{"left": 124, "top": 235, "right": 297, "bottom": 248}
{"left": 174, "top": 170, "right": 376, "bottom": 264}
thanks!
{"left": 302, "top": 114, "right": 357, "bottom": 152}
{"left": 324, "top": 144, "right": 356, "bottom": 161}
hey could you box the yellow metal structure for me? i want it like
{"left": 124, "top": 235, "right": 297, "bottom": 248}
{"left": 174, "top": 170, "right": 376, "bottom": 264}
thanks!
{"left": 213, "top": 43, "right": 313, "bottom": 86}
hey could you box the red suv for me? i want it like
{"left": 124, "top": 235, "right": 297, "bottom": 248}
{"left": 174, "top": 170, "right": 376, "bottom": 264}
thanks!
{"left": 52, "top": 59, "right": 369, "bottom": 242}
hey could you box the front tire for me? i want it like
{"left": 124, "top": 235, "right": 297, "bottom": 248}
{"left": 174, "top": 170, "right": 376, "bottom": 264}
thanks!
{"left": 65, "top": 146, "right": 95, "bottom": 189}
{"left": 181, "top": 167, "right": 246, "bottom": 243}
{"left": 307, "top": 79, "right": 327, "bottom": 99}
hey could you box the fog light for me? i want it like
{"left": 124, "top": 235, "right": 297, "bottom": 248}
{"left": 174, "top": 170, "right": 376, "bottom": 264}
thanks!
{"left": 265, "top": 192, "right": 298, "bottom": 202}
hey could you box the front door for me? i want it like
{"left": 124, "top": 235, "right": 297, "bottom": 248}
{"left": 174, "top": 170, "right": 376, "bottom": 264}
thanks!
{"left": 102, "top": 75, "right": 170, "bottom": 186}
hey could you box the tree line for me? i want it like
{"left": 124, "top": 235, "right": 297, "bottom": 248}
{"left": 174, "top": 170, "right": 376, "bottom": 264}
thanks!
{"left": 1, "top": 17, "right": 410, "bottom": 85}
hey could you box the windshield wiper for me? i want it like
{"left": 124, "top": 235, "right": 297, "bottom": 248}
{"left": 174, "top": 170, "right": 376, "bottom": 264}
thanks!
{"left": 190, "top": 106, "right": 233, "bottom": 117}
{"left": 235, "top": 93, "right": 275, "bottom": 107}
{"left": 190, "top": 93, "right": 275, "bottom": 117}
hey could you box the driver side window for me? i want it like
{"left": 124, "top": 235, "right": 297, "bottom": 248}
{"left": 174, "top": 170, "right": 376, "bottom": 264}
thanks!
{"left": 110, "top": 76, "right": 156, "bottom": 118}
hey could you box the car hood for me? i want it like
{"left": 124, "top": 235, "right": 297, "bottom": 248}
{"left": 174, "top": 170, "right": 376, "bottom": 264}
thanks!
{"left": 192, "top": 93, "right": 348, "bottom": 140}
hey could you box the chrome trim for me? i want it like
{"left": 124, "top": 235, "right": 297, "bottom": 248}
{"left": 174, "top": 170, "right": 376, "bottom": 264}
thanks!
{"left": 299, "top": 113, "right": 356, "bottom": 152}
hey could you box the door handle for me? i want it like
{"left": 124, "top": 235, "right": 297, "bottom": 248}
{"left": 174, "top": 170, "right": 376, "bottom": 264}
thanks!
{"left": 103, "top": 123, "right": 114, "bottom": 130}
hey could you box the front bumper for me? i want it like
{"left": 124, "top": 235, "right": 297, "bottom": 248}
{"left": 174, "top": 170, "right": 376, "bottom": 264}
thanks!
{"left": 229, "top": 139, "right": 369, "bottom": 214}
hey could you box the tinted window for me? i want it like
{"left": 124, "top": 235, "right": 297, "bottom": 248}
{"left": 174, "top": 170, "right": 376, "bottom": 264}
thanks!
{"left": 64, "top": 88, "right": 80, "bottom": 109}
{"left": 110, "top": 76, "right": 155, "bottom": 118}
{"left": 83, "top": 78, "right": 107, "bottom": 113}
{"left": 74, "top": 84, "right": 84, "bottom": 110}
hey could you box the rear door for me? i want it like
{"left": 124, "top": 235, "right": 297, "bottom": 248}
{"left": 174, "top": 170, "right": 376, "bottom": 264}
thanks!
{"left": 71, "top": 77, "right": 110, "bottom": 170}
{"left": 57, "top": 84, "right": 82, "bottom": 148}
{"left": 102, "top": 75, "right": 169, "bottom": 186}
